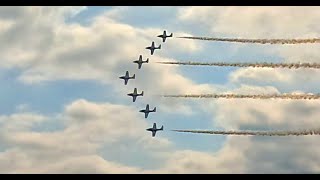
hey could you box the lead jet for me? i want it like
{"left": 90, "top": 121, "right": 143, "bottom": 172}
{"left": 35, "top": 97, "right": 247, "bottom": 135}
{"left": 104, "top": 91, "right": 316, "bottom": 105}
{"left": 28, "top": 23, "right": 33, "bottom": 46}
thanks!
{"left": 157, "top": 30, "right": 173, "bottom": 42}
{"left": 127, "top": 88, "right": 144, "bottom": 102}
{"left": 133, "top": 55, "right": 149, "bottom": 69}
{"left": 119, "top": 71, "right": 135, "bottom": 85}
{"left": 139, "top": 104, "right": 156, "bottom": 118}
{"left": 146, "top": 41, "right": 161, "bottom": 55}
{"left": 146, "top": 123, "right": 163, "bottom": 137}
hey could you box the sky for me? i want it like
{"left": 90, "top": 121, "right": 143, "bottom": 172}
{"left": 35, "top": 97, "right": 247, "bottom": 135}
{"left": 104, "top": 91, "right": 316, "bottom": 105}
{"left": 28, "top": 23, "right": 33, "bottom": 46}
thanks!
{"left": 1, "top": 6, "right": 320, "bottom": 173}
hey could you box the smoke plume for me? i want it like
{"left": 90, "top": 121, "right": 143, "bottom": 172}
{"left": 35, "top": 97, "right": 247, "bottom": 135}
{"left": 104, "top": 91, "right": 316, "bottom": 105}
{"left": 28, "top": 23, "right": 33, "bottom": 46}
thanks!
{"left": 157, "top": 61, "right": 320, "bottom": 69}
{"left": 172, "top": 129, "right": 320, "bottom": 136}
{"left": 163, "top": 94, "right": 320, "bottom": 100}
{"left": 178, "top": 36, "right": 320, "bottom": 44}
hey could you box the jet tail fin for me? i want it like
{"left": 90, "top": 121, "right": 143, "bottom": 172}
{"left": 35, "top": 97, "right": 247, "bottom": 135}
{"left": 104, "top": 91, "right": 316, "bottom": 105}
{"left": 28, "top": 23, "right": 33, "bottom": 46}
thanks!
{"left": 158, "top": 44, "right": 161, "bottom": 49}
{"left": 141, "top": 91, "right": 144, "bottom": 96}
{"left": 160, "top": 126, "right": 163, "bottom": 130}
{"left": 169, "top": 33, "right": 173, "bottom": 37}
{"left": 153, "top": 107, "right": 156, "bottom": 112}
{"left": 132, "top": 74, "right": 136, "bottom": 79}
{"left": 146, "top": 58, "right": 149, "bottom": 63}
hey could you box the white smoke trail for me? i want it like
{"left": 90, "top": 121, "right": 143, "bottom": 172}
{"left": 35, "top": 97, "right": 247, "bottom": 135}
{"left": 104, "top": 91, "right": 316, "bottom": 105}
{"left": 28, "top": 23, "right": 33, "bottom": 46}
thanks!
{"left": 178, "top": 36, "right": 320, "bottom": 44}
{"left": 172, "top": 129, "right": 320, "bottom": 136}
{"left": 157, "top": 61, "right": 320, "bottom": 69}
{"left": 163, "top": 93, "right": 320, "bottom": 100}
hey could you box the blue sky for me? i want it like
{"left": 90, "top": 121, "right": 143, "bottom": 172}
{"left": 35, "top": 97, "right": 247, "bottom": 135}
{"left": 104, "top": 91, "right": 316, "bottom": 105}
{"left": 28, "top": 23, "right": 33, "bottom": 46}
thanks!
{"left": 1, "top": 6, "right": 320, "bottom": 173}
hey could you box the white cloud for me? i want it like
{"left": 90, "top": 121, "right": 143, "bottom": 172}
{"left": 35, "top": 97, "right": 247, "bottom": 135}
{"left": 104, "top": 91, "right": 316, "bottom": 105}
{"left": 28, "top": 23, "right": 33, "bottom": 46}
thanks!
{"left": 0, "top": 149, "right": 142, "bottom": 173}
{"left": 178, "top": 6, "right": 320, "bottom": 38}
{"left": 177, "top": 6, "right": 320, "bottom": 92}
{"left": 0, "top": 99, "right": 172, "bottom": 173}
{"left": 0, "top": 113, "right": 46, "bottom": 132}
{"left": 0, "top": 6, "right": 203, "bottom": 88}
{"left": 0, "top": 6, "right": 219, "bottom": 120}
{"left": 2, "top": 95, "right": 320, "bottom": 173}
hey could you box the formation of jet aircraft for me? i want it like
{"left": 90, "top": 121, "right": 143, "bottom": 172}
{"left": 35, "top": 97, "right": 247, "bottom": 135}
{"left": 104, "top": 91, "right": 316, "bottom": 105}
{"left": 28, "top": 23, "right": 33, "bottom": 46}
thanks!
{"left": 118, "top": 30, "right": 173, "bottom": 137}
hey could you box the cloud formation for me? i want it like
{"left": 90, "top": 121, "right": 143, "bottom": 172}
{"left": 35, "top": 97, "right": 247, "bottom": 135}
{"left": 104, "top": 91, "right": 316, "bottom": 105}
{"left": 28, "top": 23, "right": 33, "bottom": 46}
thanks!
{"left": 0, "top": 99, "right": 173, "bottom": 173}
{"left": 1, "top": 6, "right": 320, "bottom": 174}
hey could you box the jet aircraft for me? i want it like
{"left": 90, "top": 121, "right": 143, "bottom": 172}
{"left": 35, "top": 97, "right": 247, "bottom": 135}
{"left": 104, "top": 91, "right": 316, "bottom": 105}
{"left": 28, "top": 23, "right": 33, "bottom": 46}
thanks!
{"left": 146, "top": 123, "right": 163, "bottom": 137}
{"left": 127, "top": 88, "right": 144, "bottom": 102}
{"left": 119, "top": 71, "right": 135, "bottom": 85}
{"left": 133, "top": 55, "right": 149, "bottom": 69}
{"left": 157, "top": 30, "right": 173, "bottom": 42}
{"left": 146, "top": 41, "right": 161, "bottom": 55}
{"left": 139, "top": 104, "right": 156, "bottom": 118}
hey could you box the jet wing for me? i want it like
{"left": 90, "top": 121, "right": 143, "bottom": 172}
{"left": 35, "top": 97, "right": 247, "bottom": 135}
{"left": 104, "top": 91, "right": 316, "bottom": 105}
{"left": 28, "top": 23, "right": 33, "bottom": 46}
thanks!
{"left": 150, "top": 48, "right": 155, "bottom": 55}
{"left": 124, "top": 79, "right": 128, "bottom": 85}
{"left": 152, "top": 130, "right": 156, "bottom": 137}
{"left": 138, "top": 63, "right": 142, "bottom": 69}
{"left": 145, "top": 112, "right": 149, "bottom": 119}
{"left": 133, "top": 96, "right": 137, "bottom": 102}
